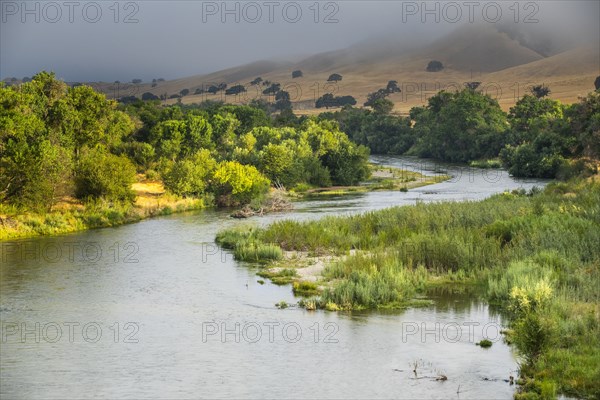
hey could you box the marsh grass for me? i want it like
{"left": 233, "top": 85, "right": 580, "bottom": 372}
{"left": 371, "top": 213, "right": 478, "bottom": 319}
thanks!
{"left": 257, "top": 268, "right": 297, "bottom": 285}
{"left": 216, "top": 179, "right": 600, "bottom": 397}
{"left": 233, "top": 241, "right": 283, "bottom": 263}
{"left": 0, "top": 196, "right": 206, "bottom": 241}
{"left": 292, "top": 281, "right": 320, "bottom": 297}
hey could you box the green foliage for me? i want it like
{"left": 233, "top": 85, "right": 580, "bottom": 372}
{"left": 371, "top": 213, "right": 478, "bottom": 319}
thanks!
{"left": 293, "top": 281, "right": 320, "bottom": 296}
{"left": 259, "top": 268, "right": 297, "bottom": 285}
{"left": 75, "top": 147, "right": 136, "bottom": 202}
{"left": 233, "top": 241, "right": 283, "bottom": 263}
{"left": 225, "top": 85, "right": 246, "bottom": 96}
{"left": 0, "top": 72, "right": 135, "bottom": 207}
{"left": 364, "top": 81, "right": 400, "bottom": 109}
{"left": 315, "top": 94, "right": 357, "bottom": 109}
{"left": 162, "top": 149, "right": 217, "bottom": 197}
{"left": 371, "top": 98, "right": 394, "bottom": 114}
{"left": 212, "top": 161, "right": 270, "bottom": 206}
{"left": 216, "top": 179, "right": 600, "bottom": 397}
{"left": 320, "top": 107, "right": 415, "bottom": 155}
{"left": 411, "top": 89, "right": 507, "bottom": 162}
{"left": 322, "top": 254, "right": 428, "bottom": 309}
{"left": 567, "top": 91, "right": 600, "bottom": 159}
{"left": 476, "top": 339, "right": 493, "bottom": 348}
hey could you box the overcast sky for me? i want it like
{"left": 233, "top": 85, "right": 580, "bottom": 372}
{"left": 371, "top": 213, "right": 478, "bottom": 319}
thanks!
{"left": 1, "top": 1, "right": 598, "bottom": 82}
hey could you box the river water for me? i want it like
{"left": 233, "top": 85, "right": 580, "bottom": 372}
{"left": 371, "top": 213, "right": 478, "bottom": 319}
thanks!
{"left": 0, "top": 156, "right": 548, "bottom": 399}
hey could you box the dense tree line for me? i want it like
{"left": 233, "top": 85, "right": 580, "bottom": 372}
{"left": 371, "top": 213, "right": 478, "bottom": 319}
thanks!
{"left": 1, "top": 73, "right": 370, "bottom": 211}
{"left": 320, "top": 86, "right": 600, "bottom": 178}
{"left": 0, "top": 72, "right": 136, "bottom": 211}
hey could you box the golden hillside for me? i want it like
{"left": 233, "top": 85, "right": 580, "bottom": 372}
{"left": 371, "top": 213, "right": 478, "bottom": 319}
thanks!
{"left": 94, "top": 24, "right": 599, "bottom": 114}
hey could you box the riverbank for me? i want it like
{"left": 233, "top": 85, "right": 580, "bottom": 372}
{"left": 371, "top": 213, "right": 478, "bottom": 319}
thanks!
{"left": 0, "top": 180, "right": 207, "bottom": 241}
{"left": 1, "top": 164, "right": 447, "bottom": 241}
{"left": 216, "top": 178, "right": 600, "bottom": 399}
{"left": 296, "top": 164, "right": 449, "bottom": 197}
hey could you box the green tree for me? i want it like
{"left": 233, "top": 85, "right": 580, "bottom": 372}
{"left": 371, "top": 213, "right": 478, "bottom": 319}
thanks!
{"left": 75, "top": 147, "right": 136, "bottom": 202}
{"left": 162, "top": 149, "right": 217, "bottom": 197}
{"left": 212, "top": 161, "right": 270, "bottom": 206}
{"left": 426, "top": 61, "right": 444, "bottom": 72}
{"left": 372, "top": 98, "right": 394, "bottom": 115}
{"left": 183, "top": 115, "right": 213, "bottom": 155}
{"left": 150, "top": 120, "right": 186, "bottom": 160}
{"left": 412, "top": 89, "right": 507, "bottom": 162}
{"left": 531, "top": 85, "right": 551, "bottom": 99}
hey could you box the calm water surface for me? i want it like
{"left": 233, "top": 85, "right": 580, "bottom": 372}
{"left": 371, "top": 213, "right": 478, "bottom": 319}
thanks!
{"left": 0, "top": 156, "right": 548, "bottom": 399}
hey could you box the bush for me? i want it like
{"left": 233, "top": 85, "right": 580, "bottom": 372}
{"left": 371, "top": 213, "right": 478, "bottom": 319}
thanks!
{"left": 162, "top": 149, "right": 217, "bottom": 197}
{"left": 234, "top": 241, "right": 283, "bottom": 262}
{"left": 476, "top": 339, "right": 493, "bottom": 348}
{"left": 293, "top": 281, "right": 319, "bottom": 296}
{"left": 212, "top": 161, "right": 270, "bottom": 206}
{"left": 75, "top": 148, "right": 136, "bottom": 202}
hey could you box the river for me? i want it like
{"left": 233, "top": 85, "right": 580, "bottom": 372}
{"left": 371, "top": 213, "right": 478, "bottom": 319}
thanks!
{"left": 0, "top": 156, "right": 548, "bottom": 399}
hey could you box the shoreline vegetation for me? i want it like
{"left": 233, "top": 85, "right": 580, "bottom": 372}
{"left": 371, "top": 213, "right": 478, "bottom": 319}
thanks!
{"left": 216, "top": 177, "right": 600, "bottom": 399}
{"left": 0, "top": 164, "right": 447, "bottom": 240}
{"left": 0, "top": 178, "right": 206, "bottom": 241}
{"left": 1, "top": 72, "right": 376, "bottom": 240}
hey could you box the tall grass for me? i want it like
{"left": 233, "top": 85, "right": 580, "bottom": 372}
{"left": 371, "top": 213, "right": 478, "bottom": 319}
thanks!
{"left": 321, "top": 253, "right": 429, "bottom": 309}
{"left": 0, "top": 197, "right": 207, "bottom": 241}
{"left": 216, "top": 179, "right": 600, "bottom": 398}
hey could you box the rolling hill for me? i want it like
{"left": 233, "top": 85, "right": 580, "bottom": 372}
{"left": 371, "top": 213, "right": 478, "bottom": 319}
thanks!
{"left": 93, "top": 24, "right": 600, "bottom": 114}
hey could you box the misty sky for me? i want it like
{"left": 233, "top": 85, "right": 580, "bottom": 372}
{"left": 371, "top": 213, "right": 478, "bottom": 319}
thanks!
{"left": 1, "top": 1, "right": 598, "bottom": 82}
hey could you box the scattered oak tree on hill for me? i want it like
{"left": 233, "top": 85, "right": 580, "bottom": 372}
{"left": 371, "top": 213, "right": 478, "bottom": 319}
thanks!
{"left": 292, "top": 70, "right": 303, "bottom": 78}
{"left": 142, "top": 92, "right": 159, "bottom": 101}
{"left": 262, "top": 83, "right": 281, "bottom": 96}
{"left": 207, "top": 83, "right": 227, "bottom": 94}
{"left": 225, "top": 85, "right": 247, "bottom": 96}
{"left": 250, "top": 77, "right": 263, "bottom": 86}
{"left": 364, "top": 81, "right": 401, "bottom": 108}
{"left": 426, "top": 61, "right": 444, "bottom": 72}
{"left": 316, "top": 94, "right": 356, "bottom": 109}
{"left": 386, "top": 80, "right": 401, "bottom": 93}
{"left": 594, "top": 76, "right": 600, "bottom": 91}
{"left": 327, "top": 73, "right": 343, "bottom": 82}
{"left": 531, "top": 85, "right": 551, "bottom": 99}
{"left": 465, "top": 82, "right": 481, "bottom": 91}
{"left": 274, "top": 90, "right": 292, "bottom": 111}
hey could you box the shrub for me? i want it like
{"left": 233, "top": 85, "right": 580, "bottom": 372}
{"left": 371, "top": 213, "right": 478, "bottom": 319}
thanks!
{"left": 234, "top": 241, "right": 283, "bottom": 262}
{"left": 293, "top": 281, "right": 319, "bottom": 296}
{"left": 212, "top": 161, "right": 270, "bottom": 206}
{"left": 476, "top": 339, "right": 493, "bottom": 348}
{"left": 162, "top": 149, "right": 216, "bottom": 197}
{"left": 75, "top": 148, "right": 136, "bottom": 202}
